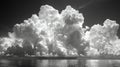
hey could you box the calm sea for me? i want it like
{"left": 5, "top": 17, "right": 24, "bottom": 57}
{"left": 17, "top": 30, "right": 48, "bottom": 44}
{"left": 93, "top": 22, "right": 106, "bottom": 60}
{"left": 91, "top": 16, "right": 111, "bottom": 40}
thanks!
{"left": 0, "top": 58, "right": 120, "bottom": 67}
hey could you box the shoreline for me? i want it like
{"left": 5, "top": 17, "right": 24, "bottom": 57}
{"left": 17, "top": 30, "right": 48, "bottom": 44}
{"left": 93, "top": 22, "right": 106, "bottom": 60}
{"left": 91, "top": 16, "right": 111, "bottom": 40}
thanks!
{"left": 0, "top": 56, "right": 120, "bottom": 60}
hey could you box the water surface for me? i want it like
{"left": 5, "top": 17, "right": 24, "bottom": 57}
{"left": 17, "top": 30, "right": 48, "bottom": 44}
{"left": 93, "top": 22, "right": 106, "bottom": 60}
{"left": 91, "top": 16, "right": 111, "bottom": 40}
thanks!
{"left": 0, "top": 58, "right": 120, "bottom": 67}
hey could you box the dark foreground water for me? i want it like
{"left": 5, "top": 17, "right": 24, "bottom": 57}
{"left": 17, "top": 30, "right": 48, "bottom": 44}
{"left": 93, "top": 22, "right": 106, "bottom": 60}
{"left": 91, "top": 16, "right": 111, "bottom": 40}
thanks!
{"left": 0, "top": 58, "right": 120, "bottom": 67}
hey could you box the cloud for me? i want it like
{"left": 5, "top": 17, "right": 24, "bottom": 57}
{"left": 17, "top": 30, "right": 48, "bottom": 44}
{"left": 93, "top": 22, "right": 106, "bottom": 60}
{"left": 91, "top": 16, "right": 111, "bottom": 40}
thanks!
{"left": 0, "top": 5, "right": 120, "bottom": 56}
{"left": 10, "top": 5, "right": 85, "bottom": 56}
{"left": 87, "top": 19, "right": 120, "bottom": 55}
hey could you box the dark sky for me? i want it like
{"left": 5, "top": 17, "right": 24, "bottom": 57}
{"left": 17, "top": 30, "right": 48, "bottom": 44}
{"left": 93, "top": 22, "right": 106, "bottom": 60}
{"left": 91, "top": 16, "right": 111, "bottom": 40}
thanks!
{"left": 0, "top": 0, "right": 120, "bottom": 37}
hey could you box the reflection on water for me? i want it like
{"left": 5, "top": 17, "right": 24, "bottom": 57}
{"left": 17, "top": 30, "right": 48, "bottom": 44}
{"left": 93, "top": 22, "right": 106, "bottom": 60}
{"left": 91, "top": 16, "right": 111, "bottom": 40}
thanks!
{"left": 0, "top": 58, "right": 120, "bottom": 67}
{"left": 86, "top": 60, "right": 120, "bottom": 67}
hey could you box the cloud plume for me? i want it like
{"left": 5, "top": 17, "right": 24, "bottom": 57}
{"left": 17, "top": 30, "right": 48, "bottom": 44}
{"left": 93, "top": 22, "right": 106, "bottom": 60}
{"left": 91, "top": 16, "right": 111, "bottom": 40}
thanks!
{"left": 0, "top": 5, "right": 120, "bottom": 56}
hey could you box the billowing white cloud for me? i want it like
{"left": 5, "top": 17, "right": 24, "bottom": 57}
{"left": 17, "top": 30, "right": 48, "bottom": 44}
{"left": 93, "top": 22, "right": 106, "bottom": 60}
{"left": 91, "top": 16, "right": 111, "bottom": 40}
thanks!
{"left": 9, "top": 5, "right": 85, "bottom": 56}
{"left": 0, "top": 5, "right": 120, "bottom": 56}
{"left": 61, "top": 5, "right": 84, "bottom": 27}
{"left": 86, "top": 19, "right": 120, "bottom": 56}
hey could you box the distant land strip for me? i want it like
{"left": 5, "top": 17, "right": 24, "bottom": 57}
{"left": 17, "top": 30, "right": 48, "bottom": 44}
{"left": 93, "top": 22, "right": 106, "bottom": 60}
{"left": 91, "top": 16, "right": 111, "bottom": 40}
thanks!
{"left": 0, "top": 56, "right": 120, "bottom": 60}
